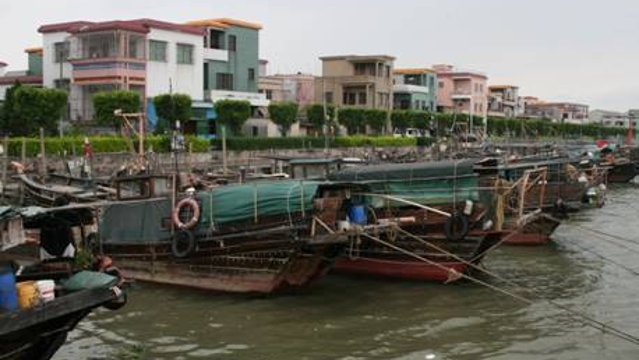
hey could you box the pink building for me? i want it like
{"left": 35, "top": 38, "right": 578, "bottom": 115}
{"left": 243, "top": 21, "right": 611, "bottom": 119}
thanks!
{"left": 433, "top": 64, "right": 488, "bottom": 118}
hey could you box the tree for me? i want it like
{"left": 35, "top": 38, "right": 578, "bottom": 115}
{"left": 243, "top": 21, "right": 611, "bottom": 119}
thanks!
{"left": 214, "top": 99, "right": 251, "bottom": 135}
{"left": 153, "top": 93, "right": 192, "bottom": 134}
{"left": 268, "top": 102, "right": 299, "bottom": 137}
{"left": 1, "top": 82, "right": 21, "bottom": 134}
{"left": 7, "top": 86, "right": 67, "bottom": 136}
{"left": 306, "top": 103, "right": 336, "bottom": 135}
{"left": 338, "top": 108, "right": 366, "bottom": 135}
{"left": 93, "top": 91, "right": 140, "bottom": 132}
{"left": 364, "top": 109, "right": 387, "bottom": 134}
{"left": 391, "top": 110, "right": 412, "bottom": 130}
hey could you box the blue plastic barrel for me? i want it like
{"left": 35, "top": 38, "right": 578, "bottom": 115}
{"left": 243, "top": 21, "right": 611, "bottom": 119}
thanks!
{"left": 348, "top": 205, "right": 367, "bottom": 225}
{"left": 0, "top": 266, "right": 18, "bottom": 312}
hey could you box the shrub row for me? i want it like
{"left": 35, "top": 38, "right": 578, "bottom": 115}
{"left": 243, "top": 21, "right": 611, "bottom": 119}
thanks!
{"left": 4, "top": 136, "right": 209, "bottom": 157}
{"left": 210, "top": 136, "right": 417, "bottom": 151}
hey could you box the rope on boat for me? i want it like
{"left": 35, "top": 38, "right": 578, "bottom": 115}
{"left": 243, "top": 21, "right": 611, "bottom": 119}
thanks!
{"left": 360, "top": 231, "right": 639, "bottom": 346}
{"left": 573, "top": 225, "right": 639, "bottom": 255}
{"left": 558, "top": 236, "right": 639, "bottom": 277}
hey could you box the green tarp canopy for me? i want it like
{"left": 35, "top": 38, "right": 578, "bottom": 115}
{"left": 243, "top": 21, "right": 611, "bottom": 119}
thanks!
{"left": 327, "top": 160, "right": 476, "bottom": 183}
{"left": 328, "top": 161, "right": 479, "bottom": 207}
{"left": 197, "top": 180, "right": 321, "bottom": 228}
{"left": 99, "top": 181, "right": 322, "bottom": 245}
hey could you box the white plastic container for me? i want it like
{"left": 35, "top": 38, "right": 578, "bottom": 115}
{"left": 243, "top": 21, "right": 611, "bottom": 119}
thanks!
{"left": 337, "top": 220, "right": 351, "bottom": 232}
{"left": 36, "top": 280, "right": 55, "bottom": 303}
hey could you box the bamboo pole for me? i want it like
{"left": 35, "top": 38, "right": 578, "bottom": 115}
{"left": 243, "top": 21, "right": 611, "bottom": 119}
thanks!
{"left": 222, "top": 125, "right": 228, "bottom": 175}
{"left": 19, "top": 138, "right": 26, "bottom": 204}
{"left": 39, "top": 128, "right": 46, "bottom": 180}
{"left": 1, "top": 136, "right": 7, "bottom": 200}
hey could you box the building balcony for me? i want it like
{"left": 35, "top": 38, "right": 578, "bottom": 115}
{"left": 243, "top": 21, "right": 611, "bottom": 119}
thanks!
{"left": 326, "top": 75, "right": 388, "bottom": 85}
{"left": 71, "top": 59, "right": 146, "bottom": 85}
{"left": 203, "top": 48, "right": 229, "bottom": 62}
{"left": 451, "top": 90, "right": 472, "bottom": 100}
{"left": 393, "top": 84, "right": 429, "bottom": 95}
{"left": 207, "top": 89, "right": 269, "bottom": 107}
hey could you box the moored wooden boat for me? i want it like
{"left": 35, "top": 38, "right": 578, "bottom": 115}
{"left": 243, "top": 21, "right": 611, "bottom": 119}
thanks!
{"left": 604, "top": 160, "right": 638, "bottom": 183}
{"left": 501, "top": 210, "right": 563, "bottom": 246}
{"left": 333, "top": 234, "right": 501, "bottom": 283}
{"left": 0, "top": 205, "right": 127, "bottom": 360}
{"left": 95, "top": 176, "right": 353, "bottom": 294}
{"left": 327, "top": 160, "right": 501, "bottom": 282}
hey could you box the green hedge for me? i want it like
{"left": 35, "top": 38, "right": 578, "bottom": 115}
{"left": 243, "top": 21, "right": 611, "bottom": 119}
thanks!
{"left": 210, "top": 136, "right": 417, "bottom": 151}
{"left": 5, "top": 136, "right": 209, "bottom": 157}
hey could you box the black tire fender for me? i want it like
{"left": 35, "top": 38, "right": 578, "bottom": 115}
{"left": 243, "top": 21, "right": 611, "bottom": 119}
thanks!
{"left": 171, "top": 230, "right": 196, "bottom": 258}
{"left": 445, "top": 212, "right": 469, "bottom": 241}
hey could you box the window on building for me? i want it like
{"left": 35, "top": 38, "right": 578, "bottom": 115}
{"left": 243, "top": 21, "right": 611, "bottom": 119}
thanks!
{"left": 228, "top": 35, "right": 237, "bottom": 52}
{"left": 248, "top": 68, "right": 255, "bottom": 81}
{"left": 358, "top": 92, "right": 367, "bottom": 105}
{"left": 203, "top": 63, "right": 210, "bottom": 90}
{"left": 209, "top": 29, "right": 225, "bottom": 49}
{"left": 177, "top": 43, "right": 194, "bottom": 64}
{"left": 149, "top": 40, "right": 167, "bottom": 62}
{"left": 216, "top": 73, "right": 234, "bottom": 90}
{"left": 54, "top": 79, "right": 70, "bottom": 92}
{"left": 343, "top": 92, "right": 357, "bottom": 105}
{"left": 265, "top": 89, "right": 273, "bottom": 100}
{"left": 354, "top": 63, "right": 376, "bottom": 76}
{"left": 438, "top": 81, "right": 444, "bottom": 88}
{"left": 54, "top": 42, "right": 69, "bottom": 63}
{"left": 324, "top": 92, "right": 333, "bottom": 104}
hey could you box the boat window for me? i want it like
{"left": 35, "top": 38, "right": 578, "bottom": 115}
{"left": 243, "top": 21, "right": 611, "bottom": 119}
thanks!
{"left": 117, "top": 179, "right": 152, "bottom": 200}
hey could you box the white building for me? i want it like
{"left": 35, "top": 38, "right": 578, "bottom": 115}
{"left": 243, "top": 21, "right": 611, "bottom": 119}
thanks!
{"left": 38, "top": 19, "right": 205, "bottom": 122}
{"left": 590, "top": 109, "right": 637, "bottom": 128}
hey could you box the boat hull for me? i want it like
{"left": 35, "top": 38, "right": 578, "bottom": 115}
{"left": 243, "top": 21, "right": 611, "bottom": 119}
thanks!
{"left": 334, "top": 257, "right": 469, "bottom": 283}
{"left": 0, "top": 287, "right": 122, "bottom": 360}
{"left": 103, "top": 240, "right": 345, "bottom": 294}
{"left": 606, "top": 162, "right": 638, "bottom": 183}
{"left": 333, "top": 234, "right": 500, "bottom": 283}
{"left": 502, "top": 212, "right": 563, "bottom": 246}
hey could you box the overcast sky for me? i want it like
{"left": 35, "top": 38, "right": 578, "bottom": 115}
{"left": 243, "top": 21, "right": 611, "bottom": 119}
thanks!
{"left": 2, "top": 0, "right": 637, "bottom": 111}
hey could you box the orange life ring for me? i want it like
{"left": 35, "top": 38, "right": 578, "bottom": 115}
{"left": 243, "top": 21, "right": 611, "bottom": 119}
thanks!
{"left": 172, "top": 198, "right": 200, "bottom": 229}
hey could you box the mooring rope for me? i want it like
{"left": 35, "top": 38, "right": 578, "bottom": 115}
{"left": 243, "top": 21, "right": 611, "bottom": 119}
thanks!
{"left": 558, "top": 236, "right": 639, "bottom": 277}
{"left": 573, "top": 225, "right": 639, "bottom": 255}
{"left": 360, "top": 231, "right": 639, "bottom": 346}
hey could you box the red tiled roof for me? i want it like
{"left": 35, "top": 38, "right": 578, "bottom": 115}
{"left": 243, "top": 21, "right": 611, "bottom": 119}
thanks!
{"left": 0, "top": 75, "right": 43, "bottom": 86}
{"left": 38, "top": 21, "right": 94, "bottom": 33}
{"left": 38, "top": 19, "right": 203, "bottom": 36}
{"left": 24, "top": 47, "right": 43, "bottom": 54}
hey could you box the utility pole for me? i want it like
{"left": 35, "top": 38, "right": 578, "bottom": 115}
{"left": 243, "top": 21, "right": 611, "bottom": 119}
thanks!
{"left": 386, "top": 63, "right": 394, "bottom": 135}
{"left": 59, "top": 50, "right": 64, "bottom": 137}
{"left": 322, "top": 79, "right": 328, "bottom": 154}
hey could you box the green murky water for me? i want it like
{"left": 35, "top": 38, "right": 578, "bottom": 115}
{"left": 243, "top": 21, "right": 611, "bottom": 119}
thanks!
{"left": 55, "top": 184, "right": 639, "bottom": 359}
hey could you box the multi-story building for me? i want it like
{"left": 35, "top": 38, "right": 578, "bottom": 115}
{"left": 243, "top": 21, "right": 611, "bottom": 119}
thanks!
{"left": 392, "top": 68, "right": 437, "bottom": 112}
{"left": 487, "top": 85, "right": 520, "bottom": 118}
{"left": 524, "top": 101, "right": 589, "bottom": 124}
{"left": 314, "top": 55, "right": 395, "bottom": 110}
{"left": 589, "top": 109, "right": 626, "bottom": 127}
{"left": 433, "top": 64, "right": 488, "bottom": 118}
{"left": 250, "top": 61, "right": 315, "bottom": 137}
{"left": 38, "top": 19, "right": 205, "bottom": 122}
{"left": 186, "top": 19, "right": 263, "bottom": 103}
{"left": 0, "top": 48, "right": 44, "bottom": 100}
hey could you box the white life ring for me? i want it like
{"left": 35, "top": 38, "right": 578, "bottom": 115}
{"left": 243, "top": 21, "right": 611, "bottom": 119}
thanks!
{"left": 172, "top": 198, "right": 200, "bottom": 230}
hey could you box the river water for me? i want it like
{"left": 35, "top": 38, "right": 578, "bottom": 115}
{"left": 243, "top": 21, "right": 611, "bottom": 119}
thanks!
{"left": 54, "top": 184, "right": 639, "bottom": 360}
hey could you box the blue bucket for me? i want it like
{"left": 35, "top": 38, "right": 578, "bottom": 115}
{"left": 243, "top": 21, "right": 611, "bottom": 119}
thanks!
{"left": 0, "top": 266, "right": 18, "bottom": 313}
{"left": 348, "top": 205, "right": 367, "bottom": 225}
